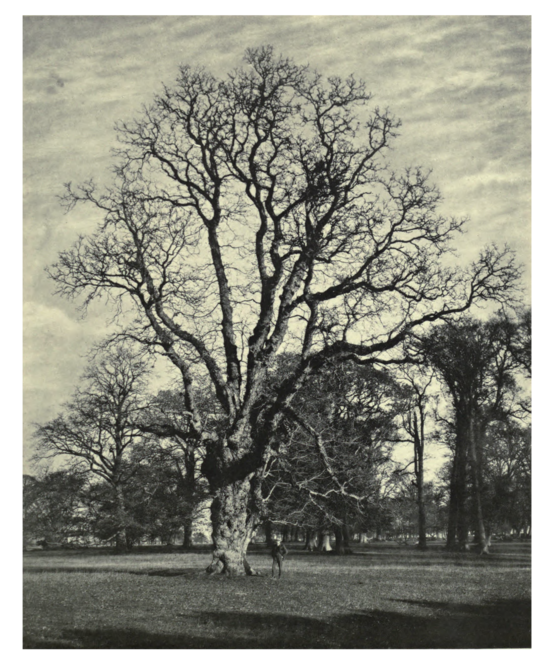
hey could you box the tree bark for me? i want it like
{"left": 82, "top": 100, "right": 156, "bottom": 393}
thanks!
{"left": 319, "top": 531, "right": 332, "bottom": 552}
{"left": 469, "top": 419, "right": 490, "bottom": 554}
{"left": 182, "top": 515, "right": 194, "bottom": 549}
{"left": 315, "top": 529, "right": 323, "bottom": 550}
{"left": 334, "top": 525, "right": 344, "bottom": 554}
{"left": 205, "top": 478, "right": 259, "bottom": 576}
{"left": 333, "top": 522, "right": 353, "bottom": 554}
{"left": 114, "top": 485, "right": 128, "bottom": 553}
{"left": 446, "top": 417, "right": 469, "bottom": 551}
{"left": 413, "top": 410, "right": 428, "bottom": 550}
{"left": 342, "top": 522, "right": 353, "bottom": 553}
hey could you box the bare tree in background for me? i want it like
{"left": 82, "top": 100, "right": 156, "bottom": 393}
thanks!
{"left": 49, "top": 47, "right": 520, "bottom": 574}
{"left": 140, "top": 389, "right": 213, "bottom": 548}
{"left": 34, "top": 346, "right": 152, "bottom": 552}
{"left": 264, "top": 360, "right": 406, "bottom": 554}
{"left": 399, "top": 367, "right": 436, "bottom": 550}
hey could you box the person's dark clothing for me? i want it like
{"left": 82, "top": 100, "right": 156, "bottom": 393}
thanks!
{"left": 271, "top": 543, "right": 288, "bottom": 558}
{"left": 271, "top": 542, "right": 288, "bottom": 577}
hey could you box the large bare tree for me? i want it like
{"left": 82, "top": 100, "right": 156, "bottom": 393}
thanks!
{"left": 50, "top": 47, "right": 520, "bottom": 574}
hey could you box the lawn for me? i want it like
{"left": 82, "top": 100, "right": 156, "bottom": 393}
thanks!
{"left": 23, "top": 541, "right": 531, "bottom": 649}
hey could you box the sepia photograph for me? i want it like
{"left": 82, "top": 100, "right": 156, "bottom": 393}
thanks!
{"left": 22, "top": 13, "right": 532, "bottom": 649}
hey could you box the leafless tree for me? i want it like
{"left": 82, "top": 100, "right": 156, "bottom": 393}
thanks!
{"left": 265, "top": 360, "right": 407, "bottom": 554}
{"left": 34, "top": 345, "right": 152, "bottom": 552}
{"left": 49, "top": 47, "right": 521, "bottom": 574}
{"left": 398, "top": 367, "right": 436, "bottom": 549}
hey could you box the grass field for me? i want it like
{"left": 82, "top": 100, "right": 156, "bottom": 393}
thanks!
{"left": 23, "top": 541, "right": 531, "bottom": 649}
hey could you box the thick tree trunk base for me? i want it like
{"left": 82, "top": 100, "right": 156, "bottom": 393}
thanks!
{"left": 182, "top": 521, "right": 194, "bottom": 550}
{"left": 467, "top": 543, "right": 490, "bottom": 555}
{"left": 114, "top": 533, "right": 128, "bottom": 554}
{"left": 205, "top": 550, "right": 263, "bottom": 577}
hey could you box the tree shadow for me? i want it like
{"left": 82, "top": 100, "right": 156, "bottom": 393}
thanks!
{"left": 141, "top": 568, "right": 205, "bottom": 578}
{"left": 24, "top": 566, "right": 205, "bottom": 577}
{"left": 286, "top": 548, "right": 531, "bottom": 568}
{"left": 23, "top": 544, "right": 215, "bottom": 558}
{"left": 23, "top": 598, "right": 531, "bottom": 649}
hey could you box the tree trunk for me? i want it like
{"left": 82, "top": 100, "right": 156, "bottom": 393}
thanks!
{"left": 446, "top": 418, "right": 469, "bottom": 551}
{"left": 114, "top": 485, "right": 128, "bottom": 554}
{"left": 413, "top": 410, "right": 428, "bottom": 550}
{"left": 469, "top": 420, "right": 490, "bottom": 555}
{"left": 205, "top": 478, "right": 259, "bottom": 576}
{"left": 446, "top": 460, "right": 458, "bottom": 550}
{"left": 182, "top": 515, "right": 194, "bottom": 549}
{"left": 319, "top": 531, "right": 332, "bottom": 552}
{"left": 342, "top": 522, "right": 353, "bottom": 553}
{"left": 315, "top": 529, "right": 323, "bottom": 550}
{"left": 334, "top": 525, "right": 344, "bottom": 554}
{"left": 334, "top": 522, "right": 353, "bottom": 554}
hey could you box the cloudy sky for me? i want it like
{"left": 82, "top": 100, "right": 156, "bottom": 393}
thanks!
{"left": 23, "top": 15, "right": 531, "bottom": 469}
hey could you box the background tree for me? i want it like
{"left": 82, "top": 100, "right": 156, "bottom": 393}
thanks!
{"left": 33, "top": 346, "right": 152, "bottom": 552}
{"left": 139, "top": 389, "right": 213, "bottom": 548}
{"left": 510, "top": 308, "right": 531, "bottom": 380}
{"left": 483, "top": 420, "right": 531, "bottom": 536}
{"left": 509, "top": 307, "right": 531, "bottom": 416}
{"left": 397, "top": 367, "right": 436, "bottom": 549}
{"left": 23, "top": 475, "right": 37, "bottom": 547}
{"left": 423, "top": 312, "right": 529, "bottom": 553}
{"left": 23, "top": 471, "right": 87, "bottom": 547}
{"left": 115, "top": 443, "right": 203, "bottom": 547}
{"left": 49, "top": 47, "right": 520, "bottom": 574}
{"left": 264, "top": 359, "right": 408, "bottom": 553}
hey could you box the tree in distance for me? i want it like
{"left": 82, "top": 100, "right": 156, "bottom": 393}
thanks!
{"left": 422, "top": 312, "right": 529, "bottom": 553}
{"left": 263, "top": 358, "right": 407, "bottom": 554}
{"left": 49, "top": 46, "right": 520, "bottom": 574}
{"left": 34, "top": 345, "right": 153, "bottom": 552}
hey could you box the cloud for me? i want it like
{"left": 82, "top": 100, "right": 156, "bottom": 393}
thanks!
{"left": 24, "top": 302, "right": 96, "bottom": 386}
{"left": 23, "top": 300, "right": 113, "bottom": 466}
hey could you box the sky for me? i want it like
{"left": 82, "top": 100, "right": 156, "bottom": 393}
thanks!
{"left": 22, "top": 15, "right": 531, "bottom": 471}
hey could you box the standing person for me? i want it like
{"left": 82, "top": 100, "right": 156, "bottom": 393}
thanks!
{"left": 271, "top": 537, "right": 288, "bottom": 578}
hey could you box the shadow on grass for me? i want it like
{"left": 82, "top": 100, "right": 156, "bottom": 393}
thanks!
{"left": 23, "top": 566, "right": 206, "bottom": 577}
{"left": 23, "top": 544, "right": 215, "bottom": 558}
{"left": 24, "top": 598, "right": 530, "bottom": 649}
{"left": 286, "top": 549, "right": 531, "bottom": 568}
